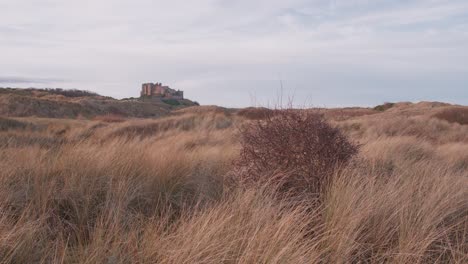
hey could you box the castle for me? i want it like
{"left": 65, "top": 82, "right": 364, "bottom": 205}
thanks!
{"left": 141, "top": 83, "right": 183, "bottom": 99}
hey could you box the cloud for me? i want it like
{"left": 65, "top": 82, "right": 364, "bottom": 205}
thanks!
{"left": 0, "top": 0, "right": 467, "bottom": 106}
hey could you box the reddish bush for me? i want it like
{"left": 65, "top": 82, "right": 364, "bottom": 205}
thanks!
{"left": 236, "top": 109, "right": 358, "bottom": 196}
{"left": 236, "top": 107, "right": 274, "bottom": 120}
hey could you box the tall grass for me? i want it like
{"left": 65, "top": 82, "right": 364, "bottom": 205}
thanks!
{"left": 434, "top": 107, "right": 468, "bottom": 125}
{"left": 0, "top": 104, "right": 467, "bottom": 263}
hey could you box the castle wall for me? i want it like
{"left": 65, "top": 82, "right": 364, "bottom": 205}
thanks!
{"left": 141, "top": 83, "right": 183, "bottom": 99}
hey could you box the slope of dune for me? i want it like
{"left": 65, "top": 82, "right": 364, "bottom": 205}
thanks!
{"left": 0, "top": 100, "right": 466, "bottom": 263}
{"left": 0, "top": 88, "right": 198, "bottom": 119}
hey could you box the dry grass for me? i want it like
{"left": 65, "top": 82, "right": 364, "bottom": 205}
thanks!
{"left": 92, "top": 114, "right": 127, "bottom": 123}
{"left": 0, "top": 102, "right": 467, "bottom": 263}
{"left": 434, "top": 107, "right": 468, "bottom": 125}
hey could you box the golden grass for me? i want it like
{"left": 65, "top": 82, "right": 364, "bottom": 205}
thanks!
{"left": 0, "top": 103, "right": 467, "bottom": 263}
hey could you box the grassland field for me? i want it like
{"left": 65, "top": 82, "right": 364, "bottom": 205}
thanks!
{"left": 0, "top": 101, "right": 467, "bottom": 263}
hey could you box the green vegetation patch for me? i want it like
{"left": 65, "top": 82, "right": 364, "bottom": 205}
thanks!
{"left": 162, "top": 99, "right": 181, "bottom": 106}
{"left": 374, "top": 102, "right": 395, "bottom": 111}
{"left": 0, "top": 117, "right": 28, "bottom": 131}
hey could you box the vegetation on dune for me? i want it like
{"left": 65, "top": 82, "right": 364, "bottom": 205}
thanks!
{"left": 0, "top": 88, "right": 197, "bottom": 119}
{"left": 373, "top": 102, "right": 395, "bottom": 111}
{"left": 434, "top": 106, "right": 468, "bottom": 125}
{"left": 236, "top": 107, "right": 273, "bottom": 120}
{"left": 162, "top": 98, "right": 181, "bottom": 106}
{"left": 0, "top": 87, "right": 100, "bottom": 98}
{"left": 0, "top": 102, "right": 467, "bottom": 263}
{"left": 42, "top": 88, "right": 101, "bottom": 98}
{"left": 236, "top": 109, "right": 358, "bottom": 197}
{"left": 0, "top": 117, "right": 32, "bottom": 131}
{"left": 92, "top": 114, "right": 127, "bottom": 123}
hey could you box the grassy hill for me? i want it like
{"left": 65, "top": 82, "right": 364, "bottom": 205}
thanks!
{"left": 0, "top": 94, "right": 467, "bottom": 262}
{"left": 0, "top": 88, "right": 198, "bottom": 119}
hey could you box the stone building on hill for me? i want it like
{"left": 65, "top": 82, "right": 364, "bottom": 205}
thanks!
{"left": 141, "top": 83, "right": 183, "bottom": 99}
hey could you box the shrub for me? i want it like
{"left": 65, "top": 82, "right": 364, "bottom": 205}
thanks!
{"left": 373, "top": 102, "right": 395, "bottom": 111}
{"left": 236, "top": 109, "right": 358, "bottom": 196}
{"left": 44, "top": 88, "right": 99, "bottom": 97}
{"left": 236, "top": 107, "right": 274, "bottom": 120}
{"left": 162, "top": 99, "right": 181, "bottom": 106}
{"left": 0, "top": 117, "right": 30, "bottom": 131}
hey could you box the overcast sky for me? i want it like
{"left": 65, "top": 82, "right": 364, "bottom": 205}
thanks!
{"left": 1, "top": 0, "right": 467, "bottom": 107}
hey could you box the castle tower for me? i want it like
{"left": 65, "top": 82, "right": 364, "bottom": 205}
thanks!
{"left": 141, "top": 82, "right": 183, "bottom": 99}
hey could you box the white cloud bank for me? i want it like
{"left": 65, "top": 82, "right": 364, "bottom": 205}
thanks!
{"left": 1, "top": 0, "right": 467, "bottom": 106}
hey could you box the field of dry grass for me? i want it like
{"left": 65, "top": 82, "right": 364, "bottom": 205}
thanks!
{"left": 0, "top": 102, "right": 467, "bottom": 263}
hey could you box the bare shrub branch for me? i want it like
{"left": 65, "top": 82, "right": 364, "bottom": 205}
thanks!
{"left": 235, "top": 108, "right": 359, "bottom": 196}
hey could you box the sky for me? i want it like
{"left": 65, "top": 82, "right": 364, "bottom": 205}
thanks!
{"left": 1, "top": 0, "right": 467, "bottom": 107}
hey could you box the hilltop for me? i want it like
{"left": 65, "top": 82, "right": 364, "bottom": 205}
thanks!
{"left": 0, "top": 87, "right": 198, "bottom": 119}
